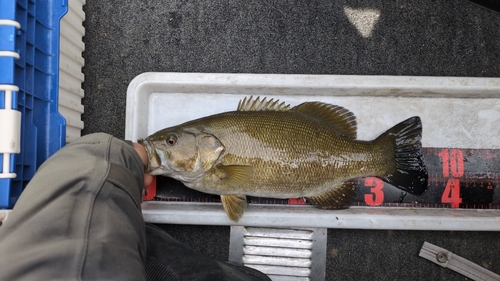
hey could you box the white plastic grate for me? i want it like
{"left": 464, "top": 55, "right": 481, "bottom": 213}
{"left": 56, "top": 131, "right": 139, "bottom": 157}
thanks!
{"left": 229, "top": 226, "right": 327, "bottom": 281}
{"left": 59, "top": 0, "right": 85, "bottom": 143}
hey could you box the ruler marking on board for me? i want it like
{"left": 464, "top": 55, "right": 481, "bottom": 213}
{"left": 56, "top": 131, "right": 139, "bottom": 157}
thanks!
{"left": 150, "top": 147, "right": 500, "bottom": 209}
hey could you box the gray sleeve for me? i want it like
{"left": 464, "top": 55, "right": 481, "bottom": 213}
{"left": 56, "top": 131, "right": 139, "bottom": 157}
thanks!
{"left": 0, "top": 133, "right": 147, "bottom": 281}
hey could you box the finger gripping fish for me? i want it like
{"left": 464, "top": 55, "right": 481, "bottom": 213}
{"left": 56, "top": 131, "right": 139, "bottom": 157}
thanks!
{"left": 139, "top": 96, "right": 428, "bottom": 222}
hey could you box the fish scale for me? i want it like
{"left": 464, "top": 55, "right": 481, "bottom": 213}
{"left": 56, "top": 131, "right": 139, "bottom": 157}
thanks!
{"left": 199, "top": 112, "right": 382, "bottom": 196}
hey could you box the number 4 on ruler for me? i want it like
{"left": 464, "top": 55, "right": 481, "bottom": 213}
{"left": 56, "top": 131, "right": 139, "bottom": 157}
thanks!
{"left": 441, "top": 179, "right": 462, "bottom": 208}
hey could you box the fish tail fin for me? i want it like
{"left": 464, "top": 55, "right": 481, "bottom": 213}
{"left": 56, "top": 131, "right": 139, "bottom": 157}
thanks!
{"left": 376, "top": 116, "right": 428, "bottom": 195}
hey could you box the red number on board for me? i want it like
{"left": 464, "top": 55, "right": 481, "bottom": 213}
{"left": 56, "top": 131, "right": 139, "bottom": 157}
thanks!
{"left": 439, "top": 149, "right": 465, "bottom": 208}
{"left": 441, "top": 178, "right": 462, "bottom": 208}
{"left": 438, "top": 150, "right": 450, "bottom": 177}
{"left": 438, "top": 149, "right": 464, "bottom": 178}
{"left": 450, "top": 149, "right": 464, "bottom": 178}
{"left": 288, "top": 198, "right": 306, "bottom": 205}
{"left": 364, "top": 177, "right": 384, "bottom": 206}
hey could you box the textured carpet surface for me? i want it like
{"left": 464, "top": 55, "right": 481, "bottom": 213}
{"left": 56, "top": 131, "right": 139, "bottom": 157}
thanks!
{"left": 82, "top": 1, "right": 500, "bottom": 280}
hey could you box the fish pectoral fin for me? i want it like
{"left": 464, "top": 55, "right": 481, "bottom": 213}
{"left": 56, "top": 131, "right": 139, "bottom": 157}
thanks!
{"left": 221, "top": 194, "right": 247, "bottom": 221}
{"left": 214, "top": 165, "right": 254, "bottom": 187}
{"left": 306, "top": 180, "right": 357, "bottom": 209}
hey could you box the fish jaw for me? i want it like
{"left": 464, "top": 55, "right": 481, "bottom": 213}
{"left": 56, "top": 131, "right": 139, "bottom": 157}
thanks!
{"left": 138, "top": 138, "right": 165, "bottom": 175}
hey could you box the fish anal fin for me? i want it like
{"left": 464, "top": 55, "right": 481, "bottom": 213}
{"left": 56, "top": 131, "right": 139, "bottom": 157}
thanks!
{"left": 306, "top": 180, "right": 357, "bottom": 209}
{"left": 214, "top": 165, "right": 254, "bottom": 187}
{"left": 291, "top": 102, "right": 357, "bottom": 139}
{"left": 237, "top": 96, "right": 291, "bottom": 112}
{"left": 221, "top": 194, "right": 247, "bottom": 221}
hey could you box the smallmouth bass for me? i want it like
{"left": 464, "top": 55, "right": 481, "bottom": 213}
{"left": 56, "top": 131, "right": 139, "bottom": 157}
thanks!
{"left": 139, "top": 96, "right": 428, "bottom": 221}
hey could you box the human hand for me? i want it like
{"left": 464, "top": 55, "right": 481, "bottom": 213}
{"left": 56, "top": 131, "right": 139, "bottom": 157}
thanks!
{"left": 133, "top": 142, "right": 154, "bottom": 197}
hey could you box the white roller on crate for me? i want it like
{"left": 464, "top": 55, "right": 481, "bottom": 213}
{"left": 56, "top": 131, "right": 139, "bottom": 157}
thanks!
{"left": 0, "top": 85, "right": 20, "bottom": 179}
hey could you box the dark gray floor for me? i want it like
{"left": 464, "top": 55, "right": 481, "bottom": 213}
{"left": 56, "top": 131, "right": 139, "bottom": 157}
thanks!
{"left": 82, "top": 1, "right": 500, "bottom": 280}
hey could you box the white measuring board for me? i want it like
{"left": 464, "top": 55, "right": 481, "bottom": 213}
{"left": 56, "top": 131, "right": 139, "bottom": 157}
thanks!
{"left": 126, "top": 72, "right": 500, "bottom": 230}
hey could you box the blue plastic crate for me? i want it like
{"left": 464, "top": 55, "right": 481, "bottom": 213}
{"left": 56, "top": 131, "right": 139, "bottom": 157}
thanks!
{"left": 0, "top": 0, "right": 67, "bottom": 208}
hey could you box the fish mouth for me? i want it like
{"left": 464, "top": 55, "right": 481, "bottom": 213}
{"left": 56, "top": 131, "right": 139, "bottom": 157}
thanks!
{"left": 137, "top": 138, "right": 160, "bottom": 174}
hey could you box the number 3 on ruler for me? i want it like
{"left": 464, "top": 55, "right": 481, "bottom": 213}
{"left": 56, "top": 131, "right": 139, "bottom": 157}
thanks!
{"left": 364, "top": 177, "right": 384, "bottom": 206}
{"left": 439, "top": 149, "right": 464, "bottom": 208}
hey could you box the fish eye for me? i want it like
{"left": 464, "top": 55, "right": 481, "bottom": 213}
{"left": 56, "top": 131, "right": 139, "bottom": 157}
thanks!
{"left": 167, "top": 135, "right": 178, "bottom": 146}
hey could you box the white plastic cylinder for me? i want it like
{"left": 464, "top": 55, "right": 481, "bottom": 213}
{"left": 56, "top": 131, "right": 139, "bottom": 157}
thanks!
{"left": 0, "top": 85, "right": 20, "bottom": 178}
{"left": 0, "top": 110, "right": 21, "bottom": 153}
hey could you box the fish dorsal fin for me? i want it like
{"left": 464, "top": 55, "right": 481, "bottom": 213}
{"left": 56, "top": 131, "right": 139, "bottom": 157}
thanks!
{"left": 291, "top": 102, "right": 357, "bottom": 139}
{"left": 220, "top": 194, "right": 247, "bottom": 221}
{"left": 306, "top": 180, "right": 357, "bottom": 209}
{"left": 237, "top": 96, "right": 291, "bottom": 112}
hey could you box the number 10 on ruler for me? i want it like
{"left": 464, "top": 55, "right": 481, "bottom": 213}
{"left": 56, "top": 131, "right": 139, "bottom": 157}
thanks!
{"left": 439, "top": 149, "right": 464, "bottom": 208}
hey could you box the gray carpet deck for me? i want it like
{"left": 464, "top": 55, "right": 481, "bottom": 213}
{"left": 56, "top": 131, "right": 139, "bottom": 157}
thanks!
{"left": 82, "top": 1, "right": 500, "bottom": 280}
